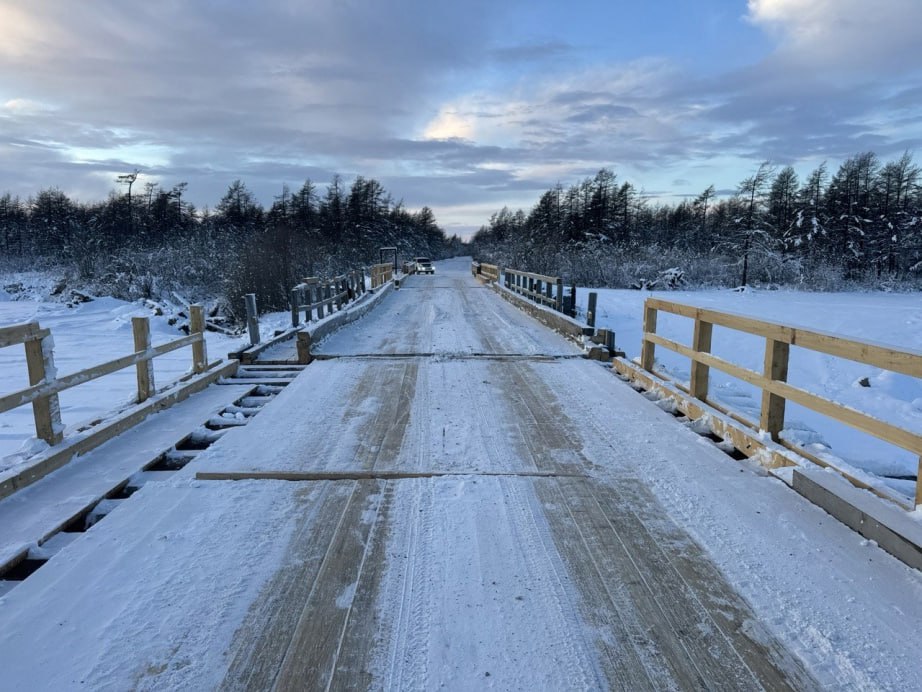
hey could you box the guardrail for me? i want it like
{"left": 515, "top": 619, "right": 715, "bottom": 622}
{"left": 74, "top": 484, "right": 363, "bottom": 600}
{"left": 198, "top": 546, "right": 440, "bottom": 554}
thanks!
{"left": 504, "top": 268, "right": 566, "bottom": 313}
{"left": 478, "top": 262, "right": 500, "bottom": 283}
{"left": 290, "top": 269, "right": 365, "bottom": 328}
{"left": 0, "top": 305, "right": 210, "bottom": 446}
{"left": 370, "top": 262, "right": 394, "bottom": 289}
{"left": 631, "top": 297, "right": 922, "bottom": 508}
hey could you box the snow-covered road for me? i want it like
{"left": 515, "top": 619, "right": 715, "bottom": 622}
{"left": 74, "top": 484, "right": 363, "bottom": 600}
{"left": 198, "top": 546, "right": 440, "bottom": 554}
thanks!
{"left": 1, "top": 258, "right": 920, "bottom": 689}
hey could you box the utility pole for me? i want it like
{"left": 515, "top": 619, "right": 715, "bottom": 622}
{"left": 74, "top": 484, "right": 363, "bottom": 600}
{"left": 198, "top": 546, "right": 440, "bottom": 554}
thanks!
{"left": 116, "top": 169, "right": 140, "bottom": 237}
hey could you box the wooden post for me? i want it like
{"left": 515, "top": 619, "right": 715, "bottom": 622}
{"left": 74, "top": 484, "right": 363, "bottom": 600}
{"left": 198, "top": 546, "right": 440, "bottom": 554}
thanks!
{"left": 291, "top": 288, "right": 301, "bottom": 327}
{"left": 640, "top": 303, "right": 658, "bottom": 372}
{"left": 587, "top": 292, "right": 598, "bottom": 328}
{"left": 916, "top": 458, "right": 922, "bottom": 509}
{"left": 297, "top": 331, "right": 312, "bottom": 364}
{"left": 132, "top": 317, "right": 155, "bottom": 402}
{"left": 546, "top": 280, "right": 553, "bottom": 305}
{"left": 689, "top": 318, "right": 713, "bottom": 401}
{"left": 190, "top": 305, "right": 208, "bottom": 374}
{"left": 306, "top": 278, "right": 319, "bottom": 320}
{"left": 598, "top": 328, "right": 615, "bottom": 351}
{"left": 25, "top": 331, "right": 63, "bottom": 445}
{"left": 245, "top": 293, "right": 260, "bottom": 346}
{"left": 570, "top": 281, "right": 577, "bottom": 317}
{"left": 760, "top": 338, "right": 790, "bottom": 441}
{"left": 555, "top": 278, "right": 563, "bottom": 312}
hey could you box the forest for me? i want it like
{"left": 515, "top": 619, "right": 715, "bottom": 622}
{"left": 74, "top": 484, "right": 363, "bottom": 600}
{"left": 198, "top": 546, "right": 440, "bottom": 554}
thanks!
{"left": 3, "top": 150, "right": 920, "bottom": 322}
{"left": 0, "top": 175, "right": 463, "bottom": 317}
{"left": 471, "top": 152, "right": 922, "bottom": 290}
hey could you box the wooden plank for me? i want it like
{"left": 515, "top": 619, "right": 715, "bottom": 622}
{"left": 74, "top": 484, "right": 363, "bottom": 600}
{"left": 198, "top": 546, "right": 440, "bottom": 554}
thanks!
{"left": 219, "top": 482, "right": 357, "bottom": 691}
{"left": 534, "top": 479, "right": 676, "bottom": 689}
{"left": 593, "top": 476, "right": 819, "bottom": 691}
{"left": 556, "top": 476, "right": 755, "bottom": 688}
{"left": 583, "top": 477, "right": 808, "bottom": 689}
{"left": 195, "top": 470, "right": 578, "bottom": 481}
{"left": 0, "top": 359, "right": 239, "bottom": 501}
{"left": 647, "top": 298, "right": 794, "bottom": 343}
{"left": 504, "top": 268, "right": 559, "bottom": 284}
{"left": 323, "top": 481, "right": 398, "bottom": 690}
{"left": 0, "top": 322, "right": 48, "bottom": 349}
{"left": 273, "top": 480, "right": 385, "bottom": 690}
{"left": 793, "top": 466, "right": 922, "bottom": 572}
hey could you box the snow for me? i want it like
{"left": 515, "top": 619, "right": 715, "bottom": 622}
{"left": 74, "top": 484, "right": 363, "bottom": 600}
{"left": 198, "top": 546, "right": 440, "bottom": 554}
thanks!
{"left": 0, "top": 294, "right": 247, "bottom": 469}
{"left": 576, "top": 287, "right": 922, "bottom": 498}
{"left": 1, "top": 261, "right": 921, "bottom": 688}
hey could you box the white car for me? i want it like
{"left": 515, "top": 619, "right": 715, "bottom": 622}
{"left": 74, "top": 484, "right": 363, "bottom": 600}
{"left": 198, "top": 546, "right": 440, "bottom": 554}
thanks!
{"left": 415, "top": 257, "right": 435, "bottom": 274}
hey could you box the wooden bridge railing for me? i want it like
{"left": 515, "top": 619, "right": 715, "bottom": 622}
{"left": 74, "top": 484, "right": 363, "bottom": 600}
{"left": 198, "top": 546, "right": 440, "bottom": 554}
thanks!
{"left": 291, "top": 269, "right": 365, "bottom": 328}
{"left": 504, "top": 267, "right": 565, "bottom": 312}
{"left": 638, "top": 297, "right": 922, "bottom": 508}
{"left": 370, "top": 262, "right": 394, "bottom": 289}
{"left": 0, "top": 305, "right": 210, "bottom": 446}
{"left": 478, "top": 262, "right": 500, "bottom": 283}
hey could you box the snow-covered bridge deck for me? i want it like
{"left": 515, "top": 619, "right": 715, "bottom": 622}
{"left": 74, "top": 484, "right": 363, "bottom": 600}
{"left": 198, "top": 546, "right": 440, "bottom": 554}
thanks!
{"left": 1, "top": 259, "right": 921, "bottom": 689}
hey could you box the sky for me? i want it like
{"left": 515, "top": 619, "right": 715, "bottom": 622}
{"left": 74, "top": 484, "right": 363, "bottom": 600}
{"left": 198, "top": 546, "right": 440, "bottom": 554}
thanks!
{"left": 1, "top": 0, "right": 921, "bottom": 239}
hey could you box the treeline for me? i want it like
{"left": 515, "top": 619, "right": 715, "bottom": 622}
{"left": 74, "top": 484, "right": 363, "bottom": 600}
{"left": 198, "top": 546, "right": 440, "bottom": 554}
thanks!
{"left": 0, "top": 176, "right": 463, "bottom": 316}
{"left": 472, "top": 152, "right": 922, "bottom": 289}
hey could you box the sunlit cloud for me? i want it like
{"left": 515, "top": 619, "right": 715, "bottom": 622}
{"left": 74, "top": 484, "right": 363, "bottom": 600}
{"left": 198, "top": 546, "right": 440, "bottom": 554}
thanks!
{"left": 422, "top": 110, "right": 476, "bottom": 141}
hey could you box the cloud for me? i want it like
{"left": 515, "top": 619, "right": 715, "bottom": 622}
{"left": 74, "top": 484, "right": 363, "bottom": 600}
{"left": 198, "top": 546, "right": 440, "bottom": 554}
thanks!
{"left": 747, "top": 0, "right": 922, "bottom": 74}
{"left": 0, "top": 0, "right": 521, "bottom": 213}
{"left": 0, "top": 0, "right": 919, "bottom": 232}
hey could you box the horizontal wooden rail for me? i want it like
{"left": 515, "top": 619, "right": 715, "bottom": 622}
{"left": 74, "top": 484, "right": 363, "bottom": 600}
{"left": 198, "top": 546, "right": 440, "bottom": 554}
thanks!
{"left": 638, "top": 298, "right": 922, "bottom": 508}
{"left": 0, "top": 333, "right": 201, "bottom": 414}
{"left": 291, "top": 269, "right": 364, "bottom": 327}
{"left": 644, "top": 332, "right": 922, "bottom": 456}
{"left": 0, "top": 323, "right": 50, "bottom": 349}
{"left": 504, "top": 267, "right": 559, "bottom": 284}
{"left": 504, "top": 267, "right": 564, "bottom": 312}
{"left": 479, "top": 263, "right": 500, "bottom": 282}
{"left": 0, "top": 305, "right": 212, "bottom": 448}
{"left": 370, "top": 262, "right": 394, "bottom": 290}
{"left": 644, "top": 298, "right": 922, "bottom": 378}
